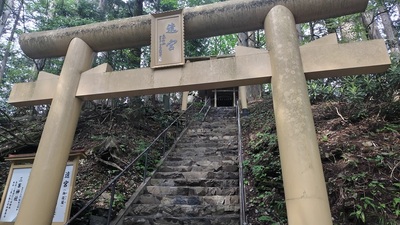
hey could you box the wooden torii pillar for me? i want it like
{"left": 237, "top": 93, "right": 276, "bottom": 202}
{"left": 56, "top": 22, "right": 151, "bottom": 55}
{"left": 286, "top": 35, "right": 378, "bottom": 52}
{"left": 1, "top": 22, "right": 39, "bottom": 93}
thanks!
{"left": 7, "top": 0, "right": 391, "bottom": 225}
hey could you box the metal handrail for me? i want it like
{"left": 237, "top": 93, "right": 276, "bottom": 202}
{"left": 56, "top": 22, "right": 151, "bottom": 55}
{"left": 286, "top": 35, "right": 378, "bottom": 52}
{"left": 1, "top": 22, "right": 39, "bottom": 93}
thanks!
{"left": 199, "top": 98, "right": 211, "bottom": 121}
{"left": 65, "top": 103, "right": 199, "bottom": 225}
{"left": 237, "top": 100, "right": 247, "bottom": 225}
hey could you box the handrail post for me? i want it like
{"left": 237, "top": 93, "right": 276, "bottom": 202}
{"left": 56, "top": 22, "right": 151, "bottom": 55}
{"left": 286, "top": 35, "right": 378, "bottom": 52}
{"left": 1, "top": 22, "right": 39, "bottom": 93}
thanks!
{"left": 237, "top": 100, "right": 247, "bottom": 225}
{"left": 143, "top": 151, "right": 148, "bottom": 181}
{"left": 163, "top": 132, "right": 167, "bottom": 156}
{"left": 107, "top": 180, "right": 117, "bottom": 225}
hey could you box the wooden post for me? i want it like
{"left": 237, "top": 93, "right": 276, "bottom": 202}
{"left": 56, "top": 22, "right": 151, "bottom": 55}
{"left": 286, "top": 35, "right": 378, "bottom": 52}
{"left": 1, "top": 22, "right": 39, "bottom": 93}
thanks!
{"left": 214, "top": 89, "right": 217, "bottom": 107}
{"left": 265, "top": 6, "right": 332, "bottom": 225}
{"left": 232, "top": 88, "right": 235, "bottom": 106}
{"left": 239, "top": 86, "right": 248, "bottom": 115}
{"left": 14, "top": 38, "right": 93, "bottom": 225}
{"left": 181, "top": 91, "right": 189, "bottom": 111}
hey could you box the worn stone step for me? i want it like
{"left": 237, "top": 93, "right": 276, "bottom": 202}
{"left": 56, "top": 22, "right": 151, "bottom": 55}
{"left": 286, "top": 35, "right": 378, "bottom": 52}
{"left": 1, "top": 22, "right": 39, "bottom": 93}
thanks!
{"left": 172, "top": 147, "right": 238, "bottom": 155}
{"left": 205, "top": 116, "right": 236, "bottom": 121}
{"left": 123, "top": 214, "right": 240, "bottom": 225}
{"left": 176, "top": 142, "right": 238, "bottom": 149}
{"left": 158, "top": 164, "right": 238, "bottom": 172}
{"left": 186, "top": 128, "right": 237, "bottom": 134}
{"left": 175, "top": 146, "right": 236, "bottom": 151}
{"left": 172, "top": 150, "right": 238, "bottom": 157}
{"left": 165, "top": 156, "right": 238, "bottom": 162}
{"left": 167, "top": 152, "right": 237, "bottom": 158}
{"left": 149, "top": 179, "right": 239, "bottom": 187}
{"left": 176, "top": 143, "right": 233, "bottom": 149}
{"left": 187, "top": 125, "right": 237, "bottom": 131}
{"left": 167, "top": 151, "right": 238, "bottom": 159}
{"left": 178, "top": 138, "right": 237, "bottom": 143}
{"left": 184, "top": 134, "right": 237, "bottom": 140}
{"left": 189, "top": 120, "right": 236, "bottom": 125}
{"left": 177, "top": 140, "right": 237, "bottom": 145}
{"left": 127, "top": 204, "right": 240, "bottom": 217}
{"left": 163, "top": 159, "right": 237, "bottom": 167}
{"left": 144, "top": 186, "right": 239, "bottom": 196}
{"left": 192, "top": 125, "right": 236, "bottom": 131}
{"left": 153, "top": 171, "right": 239, "bottom": 179}
{"left": 135, "top": 194, "right": 240, "bottom": 205}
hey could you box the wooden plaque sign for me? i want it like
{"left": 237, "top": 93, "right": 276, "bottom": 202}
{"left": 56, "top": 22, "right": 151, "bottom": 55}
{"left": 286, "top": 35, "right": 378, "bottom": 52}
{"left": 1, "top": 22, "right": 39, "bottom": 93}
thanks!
{"left": 0, "top": 153, "right": 81, "bottom": 225}
{"left": 151, "top": 9, "right": 184, "bottom": 68}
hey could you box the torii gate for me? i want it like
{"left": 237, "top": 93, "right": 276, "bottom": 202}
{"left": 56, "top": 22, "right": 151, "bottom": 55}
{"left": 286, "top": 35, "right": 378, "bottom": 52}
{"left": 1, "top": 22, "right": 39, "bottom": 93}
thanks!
{"left": 7, "top": 0, "right": 390, "bottom": 224}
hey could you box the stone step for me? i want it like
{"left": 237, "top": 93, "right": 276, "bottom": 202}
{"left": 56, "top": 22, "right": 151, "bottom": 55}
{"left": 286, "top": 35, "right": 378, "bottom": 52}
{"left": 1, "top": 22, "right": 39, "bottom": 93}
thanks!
{"left": 149, "top": 179, "right": 239, "bottom": 187}
{"left": 165, "top": 156, "right": 238, "bottom": 162}
{"left": 173, "top": 146, "right": 238, "bottom": 153}
{"left": 176, "top": 142, "right": 238, "bottom": 149}
{"left": 185, "top": 131, "right": 237, "bottom": 135}
{"left": 123, "top": 214, "right": 240, "bottom": 225}
{"left": 153, "top": 171, "right": 239, "bottom": 179}
{"left": 181, "top": 135, "right": 237, "bottom": 142}
{"left": 158, "top": 164, "right": 238, "bottom": 172}
{"left": 168, "top": 152, "right": 238, "bottom": 157}
{"left": 187, "top": 125, "right": 238, "bottom": 134}
{"left": 135, "top": 194, "right": 240, "bottom": 205}
{"left": 145, "top": 186, "right": 239, "bottom": 196}
{"left": 186, "top": 122, "right": 234, "bottom": 127}
{"left": 177, "top": 137, "right": 237, "bottom": 144}
{"left": 205, "top": 116, "right": 236, "bottom": 121}
{"left": 175, "top": 146, "right": 238, "bottom": 153}
{"left": 186, "top": 127, "right": 237, "bottom": 134}
{"left": 167, "top": 151, "right": 238, "bottom": 159}
{"left": 163, "top": 159, "right": 237, "bottom": 167}
{"left": 127, "top": 204, "right": 240, "bottom": 217}
{"left": 181, "top": 135, "right": 237, "bottom": 139}
{"left": 174, "top": 146, "right": 238, "bottom": 152}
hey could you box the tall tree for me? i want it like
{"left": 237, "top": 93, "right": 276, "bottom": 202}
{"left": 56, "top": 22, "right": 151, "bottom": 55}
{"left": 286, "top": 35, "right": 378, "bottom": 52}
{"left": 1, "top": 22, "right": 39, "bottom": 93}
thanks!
{"left": 238, "top": 31, "right": 263, "bottom": 102}
{"left": 378, "top": 4, "right": 399, "bottom": 53}
{"left": 0, "top": 0, "right": 23, "bottom": 82}
{"left": 361, "top": 9, "right": 382, "bottom": 40}
{"left": 0, "top": 0, "right": 13, "bottom": 37}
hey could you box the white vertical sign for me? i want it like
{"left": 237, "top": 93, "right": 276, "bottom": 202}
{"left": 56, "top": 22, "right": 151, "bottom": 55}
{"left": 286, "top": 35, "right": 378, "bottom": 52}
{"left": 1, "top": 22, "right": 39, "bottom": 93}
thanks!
{"left": 0, "top": 165, "right": 74, "bottom": 223}
{"left": 53, "top": 165, "right": 73, "bottom": 222}
{"left": 0, "top": 168, "right": 30, "bottom": 222}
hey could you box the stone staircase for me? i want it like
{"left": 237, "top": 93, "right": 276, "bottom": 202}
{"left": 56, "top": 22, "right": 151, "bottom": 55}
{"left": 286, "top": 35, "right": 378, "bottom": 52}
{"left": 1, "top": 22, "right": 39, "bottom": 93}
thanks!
{"left": 122, "top": 107, "right": 240, "bottom": 225}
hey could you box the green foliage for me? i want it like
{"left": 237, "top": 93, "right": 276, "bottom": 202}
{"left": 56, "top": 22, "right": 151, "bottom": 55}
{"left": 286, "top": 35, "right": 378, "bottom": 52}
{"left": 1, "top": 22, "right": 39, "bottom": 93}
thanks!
{"left": 308, "top": 79, "right": 336, "bottom": 103}
{"left": 307, "top": 55, "right": 400, "bottom": 117}
{"left": 334, "top": 149, "right": 400, "bottom": 225}
{"left": 208, "top": 34, "right": 237, "bottom": 55}
{"left": 185, "top": 39, "right": 210, "bottom": 57}
{"left": 112, "top": 191, "right": 127, "bottom": 209}
{"left": 243, "top": 99, "right": 287, "bottom": 224}
{"left": 0, "top": 45, "right": 34, "bottom": 113}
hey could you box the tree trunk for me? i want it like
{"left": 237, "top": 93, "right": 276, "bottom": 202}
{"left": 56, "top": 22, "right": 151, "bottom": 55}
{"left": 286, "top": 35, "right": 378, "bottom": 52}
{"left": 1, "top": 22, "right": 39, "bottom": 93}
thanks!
{"left": 296, "top": 24, "right": 303, "bottom": 43}
{"left": 379, "top": 5, "right": 399, "bottom": 53}
{"left": 361, "top": 10, "right": 382, "bottom": 40}
{"left": 238, "top": 31, "right": 263, "bottom": 102}
{"left": 0, "top": 0, "right": 22, "bottom": 82}
{"left": 0, "top": 0, "right": 13, "bottom": 38}
{"left": 309, "top": 22, "right": 315, "bottom": 41}
{"left": 238, "top": 32, "right": 248, "bottom": 47}
{"left": 163, "top": 94, "right": 170, "bottom": 111}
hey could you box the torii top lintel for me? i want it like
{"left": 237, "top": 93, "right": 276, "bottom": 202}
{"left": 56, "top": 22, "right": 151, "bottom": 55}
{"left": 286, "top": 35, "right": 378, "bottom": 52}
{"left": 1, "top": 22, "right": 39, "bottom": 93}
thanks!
{"left": 20, "top": 0, "right": 367, "bottom": 59}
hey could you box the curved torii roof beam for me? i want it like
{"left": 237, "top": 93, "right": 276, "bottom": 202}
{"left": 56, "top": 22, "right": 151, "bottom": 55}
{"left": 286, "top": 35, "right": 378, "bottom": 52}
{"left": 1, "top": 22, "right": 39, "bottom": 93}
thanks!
{"left": 20, "top": 0, "right": 367, "bottom": 59}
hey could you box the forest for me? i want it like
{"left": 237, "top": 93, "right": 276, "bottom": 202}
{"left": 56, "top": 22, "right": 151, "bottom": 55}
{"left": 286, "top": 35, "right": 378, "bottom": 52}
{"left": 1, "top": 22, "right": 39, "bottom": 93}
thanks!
{"left": 0, "top": 0, "right": 399, "bottom": 224}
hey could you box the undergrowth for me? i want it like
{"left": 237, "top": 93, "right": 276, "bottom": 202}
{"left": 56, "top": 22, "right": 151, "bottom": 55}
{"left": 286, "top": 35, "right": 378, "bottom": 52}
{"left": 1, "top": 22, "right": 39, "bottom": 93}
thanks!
{"left": 242, "top": 97, "right": 399, "bottom": 225}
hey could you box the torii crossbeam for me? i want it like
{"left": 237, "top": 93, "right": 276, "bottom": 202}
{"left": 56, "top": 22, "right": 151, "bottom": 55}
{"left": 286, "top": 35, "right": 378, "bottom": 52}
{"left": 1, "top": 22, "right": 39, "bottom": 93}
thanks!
{"left": 9, "top": 37, "right": 389, "bottom": 106}
{"left": 5, "top": 0, "right": 391, "bottom": 225}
